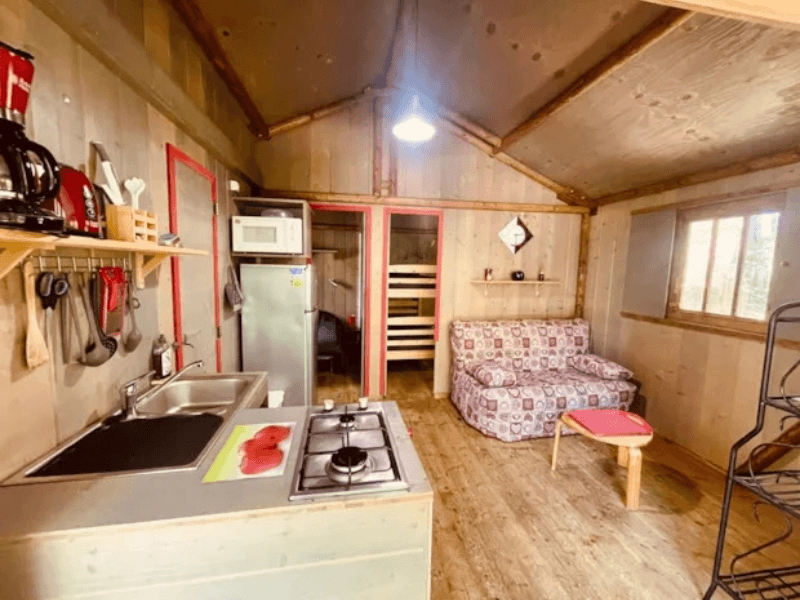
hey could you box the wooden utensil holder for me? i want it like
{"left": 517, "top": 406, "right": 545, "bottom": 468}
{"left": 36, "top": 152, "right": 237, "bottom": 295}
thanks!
{"left": 106, "top": 206, "right": 157, "bottom": 244}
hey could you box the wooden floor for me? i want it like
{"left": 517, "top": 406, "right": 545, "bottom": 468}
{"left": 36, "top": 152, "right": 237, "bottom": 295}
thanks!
{"left": 382, "top": 370, "right": 800, "bottom": 600}
{"left": 317, "top": 371, "right": 361, "bottom": 404}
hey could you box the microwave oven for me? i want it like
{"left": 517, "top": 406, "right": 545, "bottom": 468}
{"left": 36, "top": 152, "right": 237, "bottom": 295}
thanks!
{"left": 231, "top": 215, "right": 304, "bottom": 254}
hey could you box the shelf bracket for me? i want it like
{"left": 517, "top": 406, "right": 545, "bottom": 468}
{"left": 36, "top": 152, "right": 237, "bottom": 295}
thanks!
{"left": 0, "top": 243, "right": 38, "bottom": 280}
{"left": 134, "top": 253, "right": 169, "bottom": 289}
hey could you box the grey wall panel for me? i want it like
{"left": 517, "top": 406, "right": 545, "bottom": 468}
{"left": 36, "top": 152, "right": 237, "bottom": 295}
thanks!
{"left": 621, "top": 209, "right": 677, "bottom": 318}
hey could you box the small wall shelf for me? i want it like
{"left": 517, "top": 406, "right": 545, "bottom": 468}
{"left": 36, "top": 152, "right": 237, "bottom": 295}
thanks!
{"left": 312, "top": 248, "right": 338, "bottom": 254}
{"left": 0, "top": 228, "right": 207, "bottom": 289}
{"left": 470, "top": 279, "right": 560, "bottom": 285}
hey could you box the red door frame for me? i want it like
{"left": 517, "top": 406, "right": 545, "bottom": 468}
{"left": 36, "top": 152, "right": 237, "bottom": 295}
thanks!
{"left": 310, "top": 203, "right": 373, "bottom": 396}
{"left": 166, "top": 143, "right": 222, "bottom": 372}
{"left": 380, "top": 207, "right": 444, "bottom": 395}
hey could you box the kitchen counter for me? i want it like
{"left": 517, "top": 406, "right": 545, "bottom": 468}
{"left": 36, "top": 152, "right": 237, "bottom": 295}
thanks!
{"left": 0, "top": 400, "right": 433, "bottom": 600}
{"left": 0, "top": 401, "right": 432, "bottom": 539}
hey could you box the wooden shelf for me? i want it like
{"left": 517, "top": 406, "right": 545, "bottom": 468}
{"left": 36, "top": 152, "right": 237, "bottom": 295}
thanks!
{"left": 0, "top": 228, "right": 206, "bottom": 288}
{"left": 312, "top": 248, "right": 338, "bottom": 254}
{"left": 470, "top": 279, "right": 560, "bottom": 285}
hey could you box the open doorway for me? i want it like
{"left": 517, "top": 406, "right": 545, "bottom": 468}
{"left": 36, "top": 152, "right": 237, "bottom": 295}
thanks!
{"left": 310, "top": 204, "right": 371, "bottom": 405}
{"left": 382, "top": 209, "right": 443, "bottom": 396}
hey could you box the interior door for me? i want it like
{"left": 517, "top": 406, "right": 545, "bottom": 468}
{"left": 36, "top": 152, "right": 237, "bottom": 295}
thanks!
{"left": 167, "top": 144, "right": 221, "bottom": 372}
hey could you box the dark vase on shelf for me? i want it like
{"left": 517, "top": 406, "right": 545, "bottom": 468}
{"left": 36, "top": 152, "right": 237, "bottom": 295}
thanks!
{"left": 511, "top": 270, "right": 525, "bottom": 281}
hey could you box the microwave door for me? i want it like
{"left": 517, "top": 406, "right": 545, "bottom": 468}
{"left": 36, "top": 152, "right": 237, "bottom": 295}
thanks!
{"left": 243, "top": 223, "right": 277, "bottom": 249}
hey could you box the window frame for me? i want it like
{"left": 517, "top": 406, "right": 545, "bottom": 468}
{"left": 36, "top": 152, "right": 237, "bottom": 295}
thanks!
{"left": 666, "top": 195, "right": 785, "bottom": 334}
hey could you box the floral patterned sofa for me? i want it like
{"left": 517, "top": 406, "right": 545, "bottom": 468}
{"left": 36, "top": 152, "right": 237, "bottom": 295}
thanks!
{"left": 450, "top": 319, "right": 637, "bottom": 442}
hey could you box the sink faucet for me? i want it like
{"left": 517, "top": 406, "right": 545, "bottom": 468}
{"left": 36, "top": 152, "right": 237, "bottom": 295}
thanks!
{"left": 119, "top": 360, "right": 205, "bottom": 420}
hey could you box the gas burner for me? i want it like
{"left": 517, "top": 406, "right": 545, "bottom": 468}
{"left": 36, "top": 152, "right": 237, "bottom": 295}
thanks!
{"left": 330, "top": 446, "right": 368, "bottom": 473}
{"left": 338, "top": 414, "right": 357, "bottom": 429}
{"left": 326, "top": 447, "right": 372, "bottom": 484}
{"left": 290, "top": 402, "right": 410, "bottom": 500}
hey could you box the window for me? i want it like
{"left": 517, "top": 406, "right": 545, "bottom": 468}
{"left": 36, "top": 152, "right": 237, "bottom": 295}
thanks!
{"left": 668, "top": 196, "right": 783, "bottom": 332}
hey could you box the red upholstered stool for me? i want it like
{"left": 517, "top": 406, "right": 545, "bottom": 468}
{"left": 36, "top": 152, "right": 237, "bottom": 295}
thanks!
{"left": 551, "top": 410, "right": 654, "bottom": 510}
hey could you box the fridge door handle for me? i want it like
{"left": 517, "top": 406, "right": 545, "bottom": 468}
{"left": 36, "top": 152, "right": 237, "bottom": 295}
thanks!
{"left": 304, "top": 308, "right": 319, "bottom": 405}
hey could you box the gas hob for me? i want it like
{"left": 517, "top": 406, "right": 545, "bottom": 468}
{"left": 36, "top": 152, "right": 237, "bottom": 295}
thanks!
{"left": 289, "top": 403, "right": 409, "bottom": 500}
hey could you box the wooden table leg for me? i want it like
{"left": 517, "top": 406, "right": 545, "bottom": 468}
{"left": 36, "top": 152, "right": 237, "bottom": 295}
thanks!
{"left": 551, "top": 420, "right": 562, "bottom": 472}
{"left": 618, "top": 446, "right": 629, "bottom": 468}
{"left": 626, "top": 447, "right": 642, "bottom": 510}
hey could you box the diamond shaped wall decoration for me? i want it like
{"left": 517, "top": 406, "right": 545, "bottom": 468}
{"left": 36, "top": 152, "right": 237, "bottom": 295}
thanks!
{"left": 498, "top": 216, "right": 533, "bottom": 254}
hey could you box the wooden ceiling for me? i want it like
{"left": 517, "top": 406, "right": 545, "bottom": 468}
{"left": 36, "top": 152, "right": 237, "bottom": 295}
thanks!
{"left": 179, "top": 0, "right": 800, "bottom": 204}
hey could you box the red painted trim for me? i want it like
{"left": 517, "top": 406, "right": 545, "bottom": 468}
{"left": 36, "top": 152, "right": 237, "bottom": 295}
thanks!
{"left": 380, "top": 207, "right": 444, "bottom": 396}
{"left": 380, "top": 211, "right": 390, "bottom": 396}
{"left": 435, "top": 211, "right": 444, "bottom": 341}
{"left": 309, "top": 203, "right": 373, "bottom": 397}
{"left": 166, "top": 143, "right": 222, "bottom": 373}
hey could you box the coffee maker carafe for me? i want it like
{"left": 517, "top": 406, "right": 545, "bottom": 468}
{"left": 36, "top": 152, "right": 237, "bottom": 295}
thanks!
{"left": 0, "top": 41, "right": 62, "bottom": 232}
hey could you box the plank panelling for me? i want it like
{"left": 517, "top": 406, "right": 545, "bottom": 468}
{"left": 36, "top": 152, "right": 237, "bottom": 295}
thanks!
{"left": 255, "top": 103, "right": 578, "bottom": 396}
{"left": 29, "top": 0, "right": 259, "bottom": 178}
{"left": 390, "top": 232, "right": 437, "bottom": 265}
{"left": 505, "top": 14, "right": 800, "bottom": 199}
{"left": 311, "top": 226, "right": 362, "bottom": 323}
{"left": 142, "top": 0, "right": 171, "bottom": 74}
{"left": 0, "top": 1, "right": 255, "bottom": 480}
{"left": 586, "top": 161, "right": 800, "bottom": 469}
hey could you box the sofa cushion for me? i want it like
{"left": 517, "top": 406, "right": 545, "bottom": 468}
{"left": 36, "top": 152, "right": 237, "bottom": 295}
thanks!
{"left": 572, "top": 354, "right": 633, "bottom": 380}
{"left": 449, "top": 367, "right": 637, "bottom": 442}
{"left": 465, "top": 362, "right": 518, "bottom": 387}
{"left": 450, "top": 319, "right": 590, "bottom": 372}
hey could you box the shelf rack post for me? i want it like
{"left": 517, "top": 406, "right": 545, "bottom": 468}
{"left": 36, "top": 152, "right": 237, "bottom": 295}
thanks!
{"left": 703, "top": 300, "right": 800, "bottom": 599}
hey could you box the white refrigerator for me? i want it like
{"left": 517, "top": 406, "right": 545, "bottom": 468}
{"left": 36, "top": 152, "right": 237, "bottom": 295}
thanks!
{"left": 240, "top": 264, "right": 317, "bottom": 406}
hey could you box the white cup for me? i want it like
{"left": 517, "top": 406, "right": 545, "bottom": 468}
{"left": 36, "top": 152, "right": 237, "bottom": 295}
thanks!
{"left": 358, "top": 397, "right": 369, "bottom": 410}
{"left": 323, "top": 399, "right": 334, "bottom": 412}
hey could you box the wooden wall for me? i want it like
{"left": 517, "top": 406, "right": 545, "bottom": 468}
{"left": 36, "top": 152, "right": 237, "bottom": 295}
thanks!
{"left": 311, "top": 220, "right": 362, "bottom": 325}
{"left": 257, "top": 102, "right": 580, "bottom": 396}
{"left": 0, "top": 1, "right": 255, "bottom": 480}
{"left": 585, "top": 161, "right": 800, "bottom": 469}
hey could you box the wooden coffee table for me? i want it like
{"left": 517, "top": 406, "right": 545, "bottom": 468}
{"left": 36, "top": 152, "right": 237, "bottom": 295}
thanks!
{"left": 551, "top": 410, "right": 654, "bottom": 510}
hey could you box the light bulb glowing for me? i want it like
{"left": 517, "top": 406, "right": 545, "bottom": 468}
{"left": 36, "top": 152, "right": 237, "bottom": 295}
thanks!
{"left": 392, "top": 95, "right": 436, "bottom": 142}
{"left": 392, "top": 114, "right": 436, "bottom": 142}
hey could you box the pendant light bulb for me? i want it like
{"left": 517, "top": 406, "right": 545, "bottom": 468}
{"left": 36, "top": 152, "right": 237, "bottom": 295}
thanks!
{"left": 392, "top": 95, "right": 436, "bottom": 142}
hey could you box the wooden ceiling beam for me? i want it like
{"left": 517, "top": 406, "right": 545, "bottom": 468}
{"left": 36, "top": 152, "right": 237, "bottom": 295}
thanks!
{"left": 593, "top": 145, "right": 800, "bottom": 206}
{"left": 436, "top": 113, "right": 590, "bottom": 207}
{"left": 266, "top": 89, "right": 382, "bottom": 139}
{"left": 499, "top": 8, "right": 694, "bottom": 151}
{"left": 162, "top": 0, "right": 269, "bottom": 136}
{"left": 645, "top": 0, "right": 800, "bottom": 30}
{"left": 259, "top": 190, "right": 590, "bottom": 214}
{"left": 261, "top": 83, "right": 589, "bottom": 206}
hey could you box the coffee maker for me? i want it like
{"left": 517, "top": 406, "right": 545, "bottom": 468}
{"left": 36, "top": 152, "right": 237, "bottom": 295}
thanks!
{"left": 0, "top": 41, "right": 62, "bottom": 232}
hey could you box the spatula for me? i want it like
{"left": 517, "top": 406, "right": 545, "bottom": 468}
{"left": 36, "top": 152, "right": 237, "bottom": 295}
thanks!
{"left": 23, "top": 261, "right": 49, "bottom": 369}
{"left": 123, "top": 280, "right": 142, "bottom": 352}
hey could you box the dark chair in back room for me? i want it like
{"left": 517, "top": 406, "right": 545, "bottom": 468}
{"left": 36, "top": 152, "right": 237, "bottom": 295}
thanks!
{"left": 316, "top": 310, "right": 350, "bottom": 375}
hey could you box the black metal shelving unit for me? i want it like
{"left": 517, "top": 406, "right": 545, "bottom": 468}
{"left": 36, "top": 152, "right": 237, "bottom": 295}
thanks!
{"left": 704, "top": 301, "right": 800, "bottom": 599}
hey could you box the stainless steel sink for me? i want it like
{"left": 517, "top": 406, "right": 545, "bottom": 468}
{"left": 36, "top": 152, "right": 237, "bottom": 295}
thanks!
{"left": 136, "top": 376, "right": 251, "bottom": 417}
{"left": 3, "top": 372, "right": 269, "bottom": 485}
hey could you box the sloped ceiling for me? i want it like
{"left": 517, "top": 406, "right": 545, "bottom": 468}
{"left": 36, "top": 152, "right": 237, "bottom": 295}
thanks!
{"left": 504, "top": 14, "right": 800, "bottom": 198}
{"left": 191, "top": 0, "right": 800, "bottom": 201}
{"left": 193, "top": 0, "right": 398, "bottom": 123}
{"left": 402, "top": 0, "right": 666, "bottom": 136}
